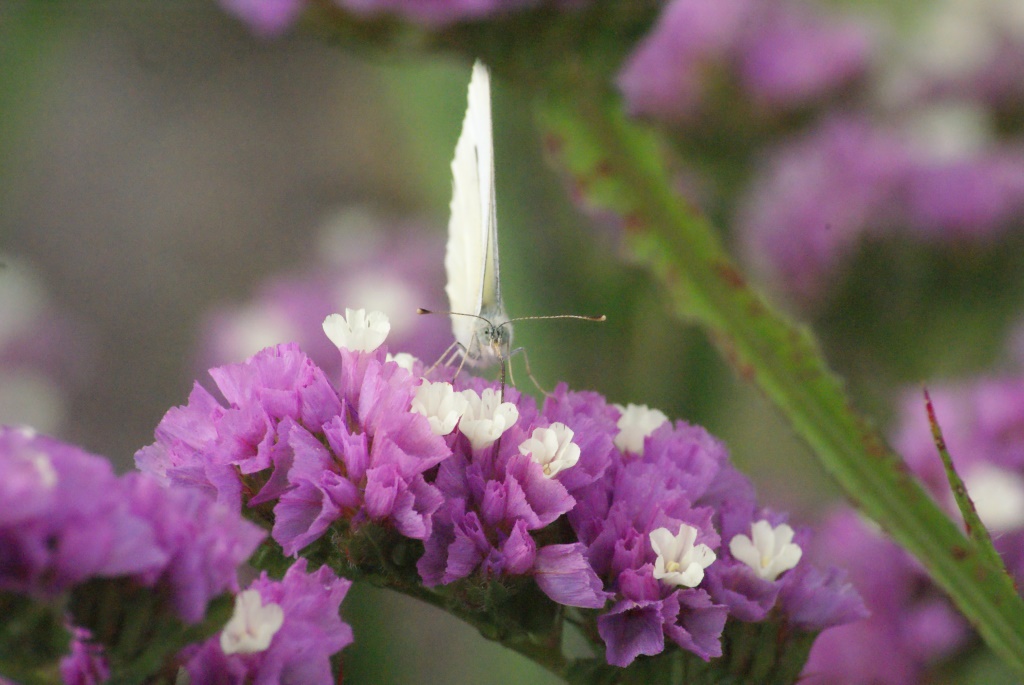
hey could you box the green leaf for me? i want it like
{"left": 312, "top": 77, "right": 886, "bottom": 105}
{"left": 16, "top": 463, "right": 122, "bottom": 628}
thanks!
{"left": 923, "top": 388, "right": 1007, "bottom": 573}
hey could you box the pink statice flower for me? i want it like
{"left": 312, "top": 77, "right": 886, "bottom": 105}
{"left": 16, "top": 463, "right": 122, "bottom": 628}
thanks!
{"left": 141, "top": 310, "right": 451, "bottom": 555}
{"left": 0, "top": 426, "right": 265, "bottom": 621}
{"left": 418, "top": 383, "right": 614, "bottom": 609}
{"left": 183, "top": 558, "right": 353, "bottom": 685}
{"left": 139, "top": 308, "right": 865, "bottom": 669}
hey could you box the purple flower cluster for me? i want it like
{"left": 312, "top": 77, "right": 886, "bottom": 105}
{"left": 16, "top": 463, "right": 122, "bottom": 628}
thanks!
{"left": 138, "top": 309, "right": 865, "bottom": 667}
{"left": 0, "top": 426, "right": 265, "bottom": 622}
{"left": 738, "top": 116, "right": 1024, "bottom": 301}
{"left": 182, "top": 558, "right": 353, "bottom": 685}
{"left": 138, "top": 340, "right": 451, "bottom": 555}
{"left": 618, "top": 0, "right": 872, "bottom": 121}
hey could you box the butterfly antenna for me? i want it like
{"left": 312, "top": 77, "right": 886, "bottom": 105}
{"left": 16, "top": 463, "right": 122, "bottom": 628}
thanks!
{"left": 418, "top": 307, "right": 495, "bottom": 326}
{"left": 507, "top": 313, "right": 607, "bottom": 324}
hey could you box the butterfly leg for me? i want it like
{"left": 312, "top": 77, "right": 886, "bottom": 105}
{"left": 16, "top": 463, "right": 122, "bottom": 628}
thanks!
{"left": 424, "top": 340, "right": 461, "bottom": 377}
{"left": 508, "top": 346, "right": 551, "bottom": 397}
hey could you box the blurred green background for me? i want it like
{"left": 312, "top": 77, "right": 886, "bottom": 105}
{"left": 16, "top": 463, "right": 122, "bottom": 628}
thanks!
{"left": 2, "top": 1, "right": 1023, "bottom": 682}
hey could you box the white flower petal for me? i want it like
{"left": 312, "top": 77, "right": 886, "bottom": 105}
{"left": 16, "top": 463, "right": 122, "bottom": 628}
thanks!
{"left": 458, "top": 388, "right": 519, "bottom": 449}
{"left": 411, "top": 380, "right": 468, "bottom": 436}
{"left": 386, "top": 352, "right": 418, "bottom": 374}
{"left": 219, "top": 590, "right": 285, "bottom": 655}
{"left": 650, "top": 523, "right": 716, "bottom": 588}
{"left": 965, "top": 464, "right": 1024, "bottom": 532}
{"left": 613, "top": 403, "right": 668, "bottom": 454}
{"left": 729, "top": 520, "right": 802, "bottom": 581}
{"left": 518, "top": 422, "right": 581, "bottom": 478}
{"left": 322, "top": 308, "right": 391, "bottom": 352}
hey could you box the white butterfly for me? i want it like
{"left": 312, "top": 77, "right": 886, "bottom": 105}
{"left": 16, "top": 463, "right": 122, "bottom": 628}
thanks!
{"left": 425, "top": 61, "right": 604, "bottom": 387}
{"left": 444, "top": 60, "right": 512, "bottom": 368}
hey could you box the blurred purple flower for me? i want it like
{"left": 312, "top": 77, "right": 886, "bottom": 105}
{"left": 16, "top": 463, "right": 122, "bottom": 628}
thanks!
{"left": 123, "top": 473, "right": 269, "bottom": 623}
{"left": 198, "top": 212, "right": 450, "bottom": 375}
{"left": 0, "top": 426, "right": 265, "bottom": 622}
{"left": 220, "top": 0, "right": 590, "bottom": 38}
{"left": 336, "top": 0, "right": 539, "bottom": 24}
{"left": 1, "top": 426, "right": 167, "bottom": 596}
{"left": 902, "top": 148, "right": 1024, "bottom": 239}
{"left": 738, "top": 117, "right": 912, "bottom": 301}
{"left": 738, "top": 115, "right": 1024, "bottom": 301}
{"left": 60, "top": 626, "right": 110, "bottom": 685}
{"left": 801, "top": 509, "right": 969, "bottom": 685}
{"left": 219, "top": 0, "right": 307, "bottom": 36}
{"left": 183, "top": 558, "right": 353, "bottom": 685}
{"left": 618, "top": 0, "right": 750, "bottom": 121}
{"left": 737, "top": 2, "right": 872, "bottom": 107}
{"left": 0, "top": 257, "right": 95, "bottom": 434}
{"left": 618, "top": 0, "right": 871, "bottom": 121}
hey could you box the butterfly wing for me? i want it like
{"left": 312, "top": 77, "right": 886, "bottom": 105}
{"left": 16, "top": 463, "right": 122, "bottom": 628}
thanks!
{"left": 444, "top": 60, "right": 506, "bottom": 363}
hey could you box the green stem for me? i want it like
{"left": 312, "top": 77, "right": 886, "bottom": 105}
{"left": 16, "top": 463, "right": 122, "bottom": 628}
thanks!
{"left": 534, "top": 74, "right": 1024, "bottom": 676}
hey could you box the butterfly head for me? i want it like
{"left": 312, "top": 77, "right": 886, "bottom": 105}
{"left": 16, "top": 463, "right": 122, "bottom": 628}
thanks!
{"left": 470, "top": 307, "right": 512, "bottom": 366}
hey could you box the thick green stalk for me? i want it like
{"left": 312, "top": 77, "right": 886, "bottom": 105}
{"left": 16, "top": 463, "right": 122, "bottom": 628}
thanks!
{"left": 535, "top": 77, "right": 1024, "bottom": 676}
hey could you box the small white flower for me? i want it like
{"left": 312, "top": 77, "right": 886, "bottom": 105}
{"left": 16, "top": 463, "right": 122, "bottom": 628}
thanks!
{"left": 322, "top": 309, "right": 391, "bottom": 352}
{"left": 518, "top": 422, "right": 581, "bottom": 478}
{"left": 458, "top": 388, "right": 519, "bottom": 449}
{"left": 964, "top": 464, "right": 1024, "bottom": 532}
{"left": 386, "top": 352, "right": 418, "bottom": 374}
{"left": 729, "top": 520, "right": 802, "bottom": 582}
{"left": 219, "top": 590, "right": 285, "bottom": 655}
{"left": 15, "top": 446, "right": 57, "bottom": 490}
{"left": 613, "top": 403, "right": 668, "bottom": 454}
{"left": 650, "top": 523, "right": 716, "bottom": 588}
{"left": 411, "top": 381, "right": 468, "bottom": 436}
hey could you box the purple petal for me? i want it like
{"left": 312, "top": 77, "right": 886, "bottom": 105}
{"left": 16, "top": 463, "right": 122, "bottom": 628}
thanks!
{"left": 390, "top": 475, "right": 443, "bottom": 540}
{"left": 662, "top": 589, "right": 728, "bottom": 661}
{"left": 443, "top": 510, "right": 488, "bottom": 583}
{"left": 597, "top": 598, "right": 667, "bottom": 667}
{"left": 273, "top": 480, "right": 341, "bottom": 556}
{"left": 534, "top": 543, "right": 609, "bottom": 608}
{"left": 499, "top": 520, "right": 537, "bottom": 575}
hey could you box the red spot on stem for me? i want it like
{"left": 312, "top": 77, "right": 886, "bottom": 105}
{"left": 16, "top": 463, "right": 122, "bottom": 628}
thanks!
{"left": 713, "top": 261, "right": 747, "bottom": 289}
